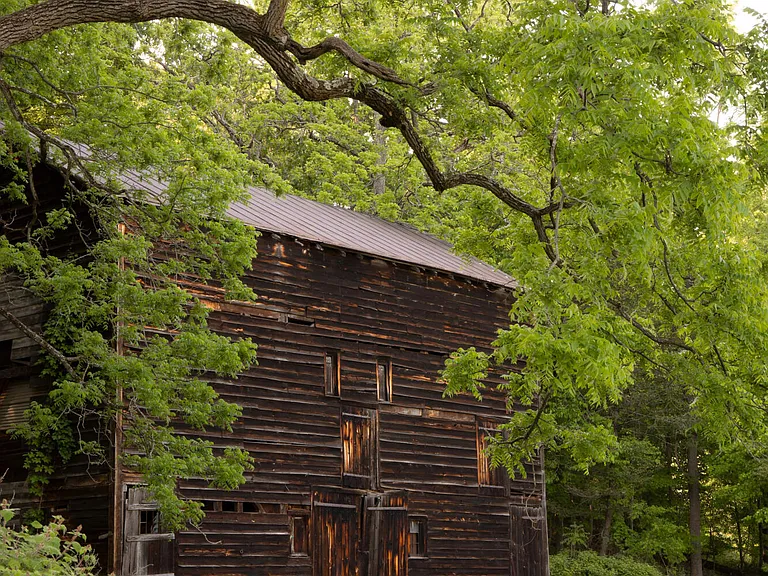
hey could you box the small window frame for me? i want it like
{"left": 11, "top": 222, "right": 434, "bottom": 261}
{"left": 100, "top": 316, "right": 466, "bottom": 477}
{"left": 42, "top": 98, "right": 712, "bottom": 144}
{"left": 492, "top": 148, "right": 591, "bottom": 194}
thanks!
{"left": 289, "top": 512, "right": 310, "bottom": 557}
{"left": 324, "top": 351, "right": 340, "bottom": 397}
{"left": 139, "top": 509, "right": 160, "bottom": 535}
{"left": 476, "top": 417, "right": 510, "bottom": 490}
{"left": 376, "top": 358, "right": 392, "bottom": 403}
{"left": 408, "top": 516, "right": 428, "bottom": 558}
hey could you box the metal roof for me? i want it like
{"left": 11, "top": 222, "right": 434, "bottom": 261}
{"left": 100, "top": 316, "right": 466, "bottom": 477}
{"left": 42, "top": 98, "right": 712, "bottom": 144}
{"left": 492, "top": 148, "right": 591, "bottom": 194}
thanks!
{"left": 0, "top": 122, "right": 515, "bottom": 287}
{"left": 227, "top": 188, "right": 516, "bottom": 287}
{"left": 118, "top": 170, "right": 516, "bottom": 287}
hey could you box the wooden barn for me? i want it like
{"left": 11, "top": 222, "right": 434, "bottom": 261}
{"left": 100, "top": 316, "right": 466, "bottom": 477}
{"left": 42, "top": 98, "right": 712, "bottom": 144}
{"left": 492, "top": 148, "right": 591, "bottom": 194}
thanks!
{"left": 0, "top": 163, "right": 549, "bottom": 576}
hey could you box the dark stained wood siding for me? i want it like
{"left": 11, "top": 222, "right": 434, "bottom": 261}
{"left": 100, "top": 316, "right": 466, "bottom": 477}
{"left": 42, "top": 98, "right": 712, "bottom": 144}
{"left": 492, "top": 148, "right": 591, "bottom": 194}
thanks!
{"left": 166, "top": 235, "right": 546, "bottom": 576}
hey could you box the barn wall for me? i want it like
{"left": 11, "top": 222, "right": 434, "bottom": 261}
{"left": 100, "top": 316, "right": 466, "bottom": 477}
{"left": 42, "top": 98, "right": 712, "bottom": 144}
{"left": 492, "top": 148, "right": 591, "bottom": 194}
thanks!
{"left": 162, "top": 235, "right": 546, "bottom": 576}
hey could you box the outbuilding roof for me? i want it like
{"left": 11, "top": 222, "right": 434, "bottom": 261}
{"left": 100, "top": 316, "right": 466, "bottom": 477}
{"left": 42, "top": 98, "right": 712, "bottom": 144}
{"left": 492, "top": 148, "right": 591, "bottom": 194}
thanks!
{"left": 229, "top": 188, "right": 516, "bottom": 287}
{"left": 117, "top": 169, "right": 516, "bottom": 287}
{"left": 0, "top": 120, "right": 515, "bottom": 288}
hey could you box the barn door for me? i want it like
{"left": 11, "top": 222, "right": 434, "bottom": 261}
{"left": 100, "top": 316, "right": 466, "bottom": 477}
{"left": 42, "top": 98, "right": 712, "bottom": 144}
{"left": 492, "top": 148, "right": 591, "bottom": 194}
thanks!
{"left": 122, "top": 486, "right": 175, "bottom": 576}
{"left": 509, "top": 504, "right": 547, "bottom": 576}
{"left": 364, "top": 492, "right": 408, "bottom": 576}
{"left": 341, "top": 406, "right": 377, "bottom": 489}
{"left": 312, "top": 489, "right": 359, "bottom": 576}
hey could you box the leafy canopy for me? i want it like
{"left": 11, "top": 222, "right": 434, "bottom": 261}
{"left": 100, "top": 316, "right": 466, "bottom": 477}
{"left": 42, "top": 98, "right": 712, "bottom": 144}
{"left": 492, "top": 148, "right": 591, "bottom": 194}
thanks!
{"left": 0, "top": 0, "right": 767, "bottom": 537}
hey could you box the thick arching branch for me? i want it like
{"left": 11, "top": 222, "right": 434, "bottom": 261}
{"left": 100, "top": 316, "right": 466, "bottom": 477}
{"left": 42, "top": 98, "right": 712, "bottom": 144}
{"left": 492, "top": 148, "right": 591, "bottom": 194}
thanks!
{"left": 0, "top": 304, "right": 79, "bottom": 378}
{"left": 285, "top": 37, "right": 412, "bottom": 86}
{"left": 0, "top": 0, "right": 564, "bottom": 246}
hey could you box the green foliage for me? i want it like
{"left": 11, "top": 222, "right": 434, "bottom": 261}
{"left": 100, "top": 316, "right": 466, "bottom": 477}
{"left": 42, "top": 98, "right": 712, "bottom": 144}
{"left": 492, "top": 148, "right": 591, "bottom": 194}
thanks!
{"left": 0, "top": 501, "right": 97, "bottom": 576}
{"left": 1, "top": 0, "right": 768, "bottom": 565}
{"left": 550, "top": 551, "right": 664, "bottom": 576}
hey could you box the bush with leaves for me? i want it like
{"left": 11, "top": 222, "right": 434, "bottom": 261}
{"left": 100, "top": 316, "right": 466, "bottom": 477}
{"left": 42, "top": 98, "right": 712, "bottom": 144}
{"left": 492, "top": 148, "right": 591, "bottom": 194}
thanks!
{"left": 0, "top": 500, "right": 97, "bottom": 576}
{"left": 550, "top": 551, "right": 664, "bottom": 576}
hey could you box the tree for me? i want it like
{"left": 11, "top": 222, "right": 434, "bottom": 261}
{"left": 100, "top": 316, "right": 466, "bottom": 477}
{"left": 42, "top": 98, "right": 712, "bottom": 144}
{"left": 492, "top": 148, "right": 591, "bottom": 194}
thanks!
{"left": 1, "top": 1, "right": 767, "bottom": 565}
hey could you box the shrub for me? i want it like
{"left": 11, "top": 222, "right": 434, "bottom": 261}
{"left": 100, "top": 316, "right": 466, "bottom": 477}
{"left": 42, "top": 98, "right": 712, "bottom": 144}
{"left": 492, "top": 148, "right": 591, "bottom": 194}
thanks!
{"left": 550, "top": 551, "right": 664, "bottom": 576}
{"left": 0, "top": 500, "right": 97, "bottom": 576}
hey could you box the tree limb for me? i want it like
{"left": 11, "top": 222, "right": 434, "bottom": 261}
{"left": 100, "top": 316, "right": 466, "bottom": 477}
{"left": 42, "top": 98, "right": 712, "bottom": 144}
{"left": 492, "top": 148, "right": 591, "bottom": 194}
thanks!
{"left": 0, "top": 304, "right": 79, "bottom": 378}
{"left": 0, "top": 0, "right": 569, "bottom": 255}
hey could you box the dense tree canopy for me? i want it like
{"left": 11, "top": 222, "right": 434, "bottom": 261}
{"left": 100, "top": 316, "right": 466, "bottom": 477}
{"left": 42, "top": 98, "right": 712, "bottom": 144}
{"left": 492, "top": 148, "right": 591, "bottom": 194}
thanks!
{"left": 1, "top": 0, "right": 767, "bottom": 571}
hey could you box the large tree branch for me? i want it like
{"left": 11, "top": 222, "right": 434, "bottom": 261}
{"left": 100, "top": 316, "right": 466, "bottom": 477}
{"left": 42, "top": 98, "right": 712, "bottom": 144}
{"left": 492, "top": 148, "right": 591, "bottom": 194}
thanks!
{"left": 284, "top": 37, "right": 412, "bottom": 87}
{"left": 0, "top": 304, "right": 78, "bottom": 378}
{"left": 0, "top": 0, "right": 566, "bottom": 249}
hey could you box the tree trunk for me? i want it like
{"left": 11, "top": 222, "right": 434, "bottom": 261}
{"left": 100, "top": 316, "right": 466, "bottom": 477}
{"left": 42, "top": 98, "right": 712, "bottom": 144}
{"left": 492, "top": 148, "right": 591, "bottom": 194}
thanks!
{"left": 599, "top": 502, "right": 613, "bottom": 556}
{"left": 735, "top": 506, "right": 743, "bottom": 572}
{"left": 688, "top": 432, "right": 703, "bottom": 576}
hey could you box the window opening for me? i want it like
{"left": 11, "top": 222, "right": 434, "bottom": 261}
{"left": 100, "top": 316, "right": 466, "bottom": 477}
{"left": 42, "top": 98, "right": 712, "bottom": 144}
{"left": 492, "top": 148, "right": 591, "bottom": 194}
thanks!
{"left": 139, "top": 510, "right": 160, "bottom": 535}
{"left": 286, "top": 315, "right": 315, "bottom": 327}
{"left": 221, "top": 501, "right": 238, "bottom": 512}
{"left": 0, "top": 340, "right": 12, "bottom": 368}
{"left": 409, "top": 517, "right": 427, "bottom": 557}
{"left": 324, "top": 352, "right": 340, "bottom": 396}
{"left": 377, "top": 359, "right": 392, "bottom": 403}
{"left": 200, "top": 500, "right": 218, "bottom": 511}
{"left": 290, "top": 515, "right": 310, "bottom": 556}
{"left": 242, "top": 502, "right": 257, "bottom": 513}
{"left": 477, "top": 418, "right": 508, "bottom": 488}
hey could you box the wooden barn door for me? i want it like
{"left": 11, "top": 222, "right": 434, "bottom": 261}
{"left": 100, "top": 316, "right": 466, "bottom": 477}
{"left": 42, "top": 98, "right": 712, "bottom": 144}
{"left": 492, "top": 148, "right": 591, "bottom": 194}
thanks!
{"left": 509, "top": 504, "right": 547, "bottom": 576}
{"left": 122, "top": 486, "right": 175, "bottom": 576}
{"left": 364, "top": 492, "right": 408, "bottom": 576}
{"left": 341, "top": 406, "right": 377, "bottom": 489}
{"left": 312, "top": 489, "right": 360, "bottom": 576}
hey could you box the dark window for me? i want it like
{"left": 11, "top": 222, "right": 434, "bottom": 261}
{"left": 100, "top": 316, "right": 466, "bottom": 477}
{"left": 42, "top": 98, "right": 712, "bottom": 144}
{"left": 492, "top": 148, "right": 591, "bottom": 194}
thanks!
{"left": 291, "top": 515, "right": 309, "bottom": 556}
{"left": 477, "top": 418, "right": 508, "bottom": 488}
{"left": 408, "top": 517, "right": 427, "bottom": 557}
{"left": 377, "top": 359, "right": 392, "bottom": 403}
{"left": 221, "top": 501, "right": 238, "bottom": 512}
{"left": 324, "top": 352, "right": 340, "bottom": 396}
{"left": 0, "top": 340, "right": 12, "bottom": 368}
{"left": 139, "top": 510, "right": 160, "bottom": 535}
{"left": 201, "top": 500, "right": 218, "bottom": 511}
{"left": 341, "top": 407, "right": 376, "bottom": 489}
{"left": 286, "top": 315, "right": 315, "bottom": 327}
{"left": 242, "top": 502, "right": 258, "bottom": 513}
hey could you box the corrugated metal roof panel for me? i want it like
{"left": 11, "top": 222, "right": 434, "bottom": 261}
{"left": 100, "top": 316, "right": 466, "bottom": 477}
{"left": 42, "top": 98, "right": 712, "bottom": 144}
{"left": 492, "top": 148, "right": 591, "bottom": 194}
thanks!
{"left": 119, "top": 171, "right": 517, "bottom": 287}
{"left": 225, "top": 187, "right": 517, "bottom": 287}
